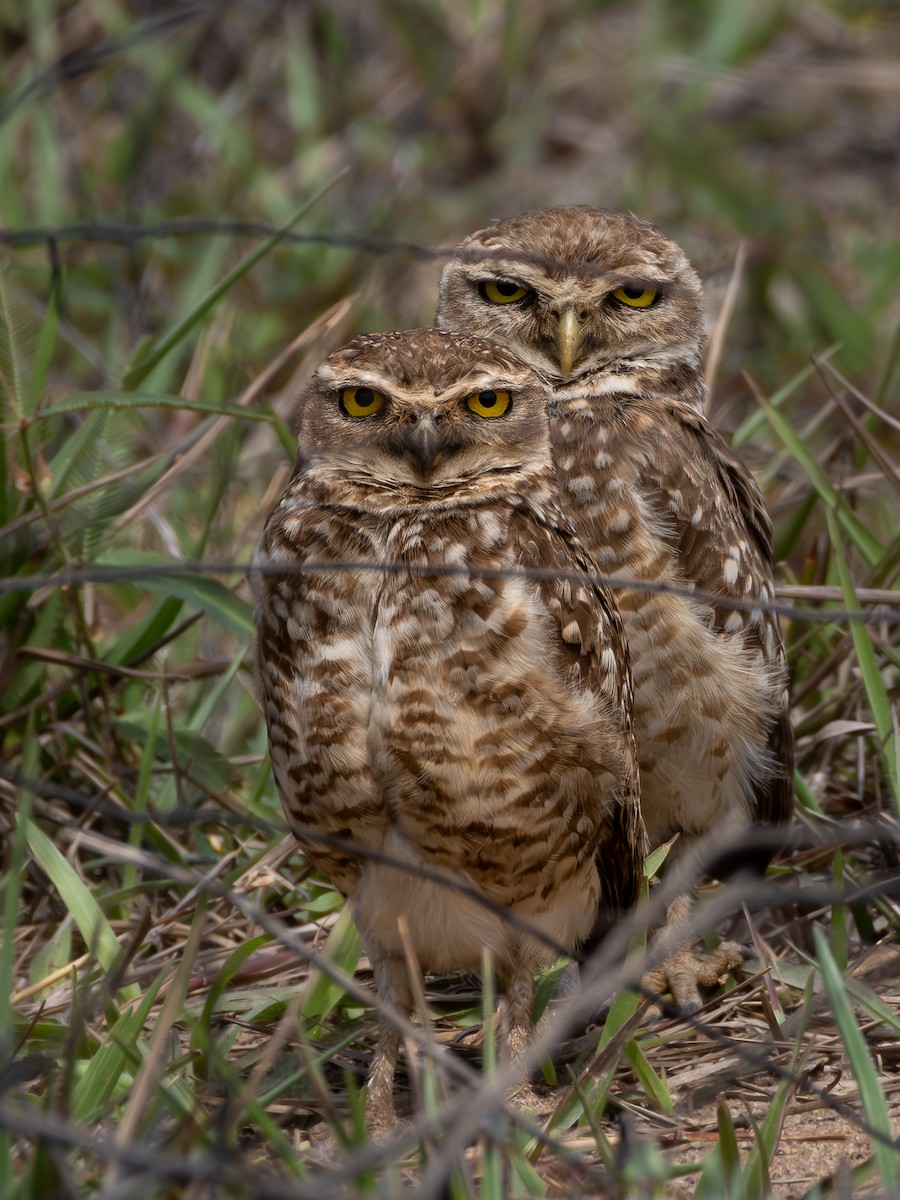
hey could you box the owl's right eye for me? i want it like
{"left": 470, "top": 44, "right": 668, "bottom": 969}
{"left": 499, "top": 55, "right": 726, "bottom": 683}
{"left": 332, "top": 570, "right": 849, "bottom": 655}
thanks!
{"left": 340, "top": 387, "right": 387, "bottom": 417}
{"left": 478, "top": 279, "right": 530, "bottom": 305}
{"left": 466, "top": 389, "right": 512, "bottom": 418}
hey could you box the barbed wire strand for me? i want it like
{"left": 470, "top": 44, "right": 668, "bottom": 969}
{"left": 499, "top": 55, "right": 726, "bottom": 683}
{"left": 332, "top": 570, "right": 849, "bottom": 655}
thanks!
{"left": 0, "top": 557, "right": 897, "bottom": 628}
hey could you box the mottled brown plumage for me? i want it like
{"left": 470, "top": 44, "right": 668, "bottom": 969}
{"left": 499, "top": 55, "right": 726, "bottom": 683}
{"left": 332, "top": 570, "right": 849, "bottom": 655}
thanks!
{"left": 253, "top": 328, "right": 644, "bottom": 1125}
{"left": 437, "top": 206, "right": 793, "bottom": 1007}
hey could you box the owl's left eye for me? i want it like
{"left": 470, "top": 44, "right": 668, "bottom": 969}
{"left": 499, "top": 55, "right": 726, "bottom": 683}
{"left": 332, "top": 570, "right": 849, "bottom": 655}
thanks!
{"left": 466, "top": 389, "right": 512, "bottom": 418}
{"left": 612, "top": 284, "right": 658, "bottom": 309}
{"left": 340, "top": 387, "right": 387, "bottom": 417}
{"left": 478, "top": 279, "right": 530, "bottom": 305}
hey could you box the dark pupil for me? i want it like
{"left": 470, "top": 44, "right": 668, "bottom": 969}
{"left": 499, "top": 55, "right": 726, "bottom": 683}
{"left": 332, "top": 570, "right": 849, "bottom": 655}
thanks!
{"left": 622, "top": 285, "right": 645, "bottom": 299}
{"left": 495, "top": 281, "right": 520, "bottom": 296}
{"left": 355, "top": 388, "right": 374, "bottom": 406}
{"left": 478, "top": 390, "right": 498, "bottom": 408}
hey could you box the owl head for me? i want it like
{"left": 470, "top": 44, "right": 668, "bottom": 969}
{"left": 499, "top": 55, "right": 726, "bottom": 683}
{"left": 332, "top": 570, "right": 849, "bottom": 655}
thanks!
{"left": 436, "top": 205, "right": 705, "bottom": 383}
{"left": 293, "top": 329, "right": 552, "bottom": 500}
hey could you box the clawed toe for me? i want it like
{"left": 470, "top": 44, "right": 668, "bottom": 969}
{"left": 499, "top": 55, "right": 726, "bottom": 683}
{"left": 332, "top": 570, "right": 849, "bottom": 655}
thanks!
{"left": 643, "top": 940, "right": 743, "bottom": 1014}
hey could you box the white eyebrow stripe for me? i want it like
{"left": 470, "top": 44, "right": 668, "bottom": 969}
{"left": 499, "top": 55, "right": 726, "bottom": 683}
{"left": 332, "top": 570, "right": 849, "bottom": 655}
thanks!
{"left": 318, "top": 370, "right": 526, "bottom": 406}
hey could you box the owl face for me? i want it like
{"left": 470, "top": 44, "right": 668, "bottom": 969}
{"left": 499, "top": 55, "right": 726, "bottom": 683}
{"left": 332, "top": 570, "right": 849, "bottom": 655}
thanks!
{"left": 294, "top": 329, "right": 551, "bottom": 497}
{"left": 436, "top": 205, "right": 705, "bottom": 383}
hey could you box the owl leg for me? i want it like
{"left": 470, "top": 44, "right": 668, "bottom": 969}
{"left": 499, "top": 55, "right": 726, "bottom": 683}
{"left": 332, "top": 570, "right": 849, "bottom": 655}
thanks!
{"left": 503, "top": 962, "right": 535, "bottom": 1062}
{"left": 501, "top": 963, "right": 550, "bottom": 1114}
{"left": 643, "top": 892, "right": 742, "bottom": 1013}
{"left": 367, "top": 952, "right": 413, "bottom": 1133}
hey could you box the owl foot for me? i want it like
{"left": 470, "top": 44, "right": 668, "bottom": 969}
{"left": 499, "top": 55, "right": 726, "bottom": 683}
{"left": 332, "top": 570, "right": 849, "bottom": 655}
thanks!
{"left": 642, "top": 939, "right": 743, "bottom": 1015}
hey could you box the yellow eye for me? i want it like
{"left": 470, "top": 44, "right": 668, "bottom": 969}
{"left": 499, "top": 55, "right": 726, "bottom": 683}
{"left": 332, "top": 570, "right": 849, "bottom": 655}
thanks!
{"left": 466, "top": 389, "right": 512, "bottom": 418}
{"left": 612, "top": 284, "right": 658, "bottom": 308}
{"left": 479, "top": 279, "right": 530, "bottom": 305}
{"left": 340, "top": 387, "right": 386, "bottom": 417}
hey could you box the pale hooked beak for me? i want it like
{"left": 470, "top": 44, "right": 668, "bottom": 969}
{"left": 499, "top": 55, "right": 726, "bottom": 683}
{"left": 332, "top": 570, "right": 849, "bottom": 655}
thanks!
{"left": 556, "top": 309, "right": 584, "bottom": 377}
{"left": 405, "top": 412, "right": 440, "bottom": 474}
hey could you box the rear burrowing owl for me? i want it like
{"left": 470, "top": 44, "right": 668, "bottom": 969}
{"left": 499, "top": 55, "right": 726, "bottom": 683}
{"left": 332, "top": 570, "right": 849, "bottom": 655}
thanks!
{"left": 437, "top": 206, "right": 793, "bottom": 1008}
{"left": 253, "top": 328, "right": 644, "bottom": 1127}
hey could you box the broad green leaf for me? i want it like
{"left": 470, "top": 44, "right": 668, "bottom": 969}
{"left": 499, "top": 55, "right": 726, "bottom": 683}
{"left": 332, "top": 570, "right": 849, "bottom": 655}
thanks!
{"left": 28, "top": 920, "right": 73, "bottom": 988}
{"left": 303, "top": 888, "right": 344, "bottom": 916}
{"left": 302, "top": 906, "right": 362, "bottom": 1032}
{"left": 115, "top": 715, "right": 233, "bottom": 794}
{"left": 103, "top": 595, "right": 185, "bottom": 666}
{"left": 96, "top": 550, "right": 253, "bottom": 639}
{"left": 645, "top": 836, "right": 676, "bottom": 879}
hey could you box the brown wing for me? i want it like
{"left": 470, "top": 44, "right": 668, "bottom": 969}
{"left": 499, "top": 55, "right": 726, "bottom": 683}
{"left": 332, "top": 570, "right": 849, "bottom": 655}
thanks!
{"left": 646, "top": 402, "right": 793, "bottom": 831}
{"left": 508, "top": 497, "right": 645, "bottom": 919}
{"left": 253, "top": 492, "right": 388, "bottom": 897}
{"left": 658, "top": 406, "right": 773, "bottom": 620}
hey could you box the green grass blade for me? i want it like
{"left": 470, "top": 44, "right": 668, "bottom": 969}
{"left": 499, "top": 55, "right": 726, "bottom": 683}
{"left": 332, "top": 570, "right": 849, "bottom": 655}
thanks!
{"left": 732, "top": 352, "right": 837, "bottom": 448}
{"left": 1, "top": 718, "right": 37, "bottom": 1054}
{"left": 45, "top": 406, "right": 110, "bottom": 502}
{"left": 742, "top": 1071, "right": 793, "bottom": 1198}
{"left": 814, "top": 929, "right": 898, "bottom": 1195}
{"left": 120, "top": 180, "right": 344, "bottom": 391}
{"left": 695, "top": 1100, "right": 741, "bottom": 1199}
{"left": 645, "top": 836, "right": 675, "bottom": 880}
{"left": 96, "top": 550, "right": 253, "bottom": 639}
{"left": 624, "top": 1039, "right": 674, "bottom": 1116}
{"left": 0, "top": 269, "right": 35, "bottom": 422}
{"left": 32, "top": 390, "right": 277, "bottom": 424}
{"left": 103, "top": 595, "right": 185, "bottom": 666}
{"left": 509, "top": 1128, "right": 548, "bottom": 1195}
{"left": 596, "top": 877, "right": 650, "bottom": 1052}
{"left": 71, "top": 973, "right": 165, "bottom": 1124}
{"left": 755, "top": 390, "right": 882, "bottom": 566}
{"left": 301, "top": 906, "right": 362, "bottom": 1034}
{"left": 197, "top": 935, "right": 272, "bottom": 1030}
{"left": 825, "top": 509, "right": 899, "bottom": 807}
{"left": 716, "top": 1100, "right": 742, "bottom": 1190}
{"left": 831, "top": 848, "right": 849, "bottom": 970}
{"left": 26, "top": 292, "right": 57, "bottom": 417}
{"left": 18, "top": 815, "right": 122, "bottom": 974}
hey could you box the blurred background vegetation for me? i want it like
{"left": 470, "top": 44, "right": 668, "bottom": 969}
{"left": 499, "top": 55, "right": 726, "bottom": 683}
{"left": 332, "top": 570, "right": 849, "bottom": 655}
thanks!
{"left": 1, "top": 1, "right": 899, "bottom": 1196}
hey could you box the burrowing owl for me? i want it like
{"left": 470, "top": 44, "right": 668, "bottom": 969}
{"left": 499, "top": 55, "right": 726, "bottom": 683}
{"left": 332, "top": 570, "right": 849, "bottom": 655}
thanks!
{"left": 437, "top": 206, "right": 793, "bottom": 1008}
{"left": 253, "top": 328, "right": 644, "bottom": 1126}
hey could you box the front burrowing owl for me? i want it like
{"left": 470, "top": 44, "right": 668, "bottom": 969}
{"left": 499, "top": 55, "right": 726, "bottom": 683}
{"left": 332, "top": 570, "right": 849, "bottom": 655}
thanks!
{"left": 253, "top": 328, "right": 644, "bottom": 1127}
{"left": 437, "top": 206, "right": 793, "bottom": 1008}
